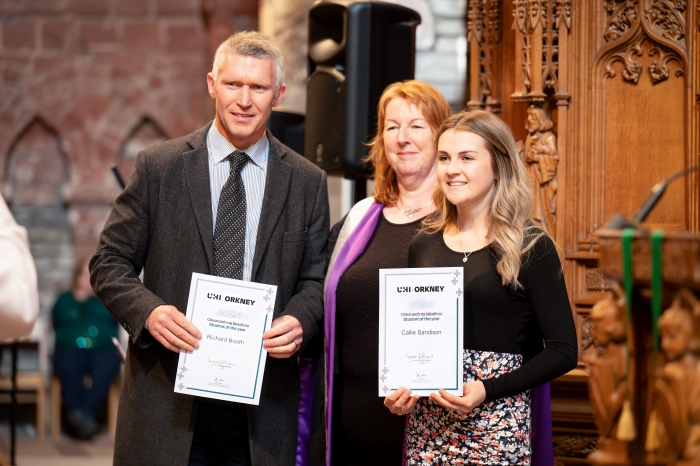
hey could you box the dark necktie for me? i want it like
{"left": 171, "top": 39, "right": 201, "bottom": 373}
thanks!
{"left": 213, "top": 150, "right": 250, "bottom": 280}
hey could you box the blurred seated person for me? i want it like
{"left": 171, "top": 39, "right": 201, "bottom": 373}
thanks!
{"left": 52, "top": 260, "right": 121, "bottom": 439}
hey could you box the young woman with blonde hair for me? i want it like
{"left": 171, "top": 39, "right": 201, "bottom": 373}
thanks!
{"left": 384, "top": 109, "right": 578, "bottom": 464}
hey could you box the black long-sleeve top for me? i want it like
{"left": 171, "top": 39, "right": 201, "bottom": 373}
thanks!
{"left": 408, "top": 231, "right": 578, "bottom": 402}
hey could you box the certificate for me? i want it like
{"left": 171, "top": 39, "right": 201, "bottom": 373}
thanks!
{"left": 378, "top": 267, "right": 464, "bottom": 397}
{"left": 174, "top": 273, "right": 277, "bottom": 405}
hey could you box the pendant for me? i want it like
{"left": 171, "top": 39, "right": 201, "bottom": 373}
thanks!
{"left": 403, "top": 207, "right": 421, "bottom": 218}
{"left": 463, "top": 257, "right": 468, "bottom": 263}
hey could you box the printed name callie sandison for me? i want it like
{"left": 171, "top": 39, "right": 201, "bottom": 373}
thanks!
{"left": 401, "top": 329, "right": 442, "bottom": 335}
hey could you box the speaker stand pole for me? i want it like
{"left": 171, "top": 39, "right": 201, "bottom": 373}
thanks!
{"left": 342, "top": 175, "right": 367, "bottom": 214}
{"left": 10, "top": 342, "right": 17, "bottom": 465}
{"left": 353, "top": 177, "right": 366, "bottom": 204}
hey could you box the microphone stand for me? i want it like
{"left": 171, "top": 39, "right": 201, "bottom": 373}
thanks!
{"left": 111, "top": 167, "right": 126, "bottom": 190}
{"left": 606, "top": 164, "right": 700, "bottom": 230}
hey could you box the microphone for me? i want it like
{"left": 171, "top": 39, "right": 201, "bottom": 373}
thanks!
{"left": 606, "top": 163, "right": 700, "bottom": 230}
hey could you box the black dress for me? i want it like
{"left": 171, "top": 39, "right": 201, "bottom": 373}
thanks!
{"left": 331, "top": 213, "right": 422, "bottom": 466}
{"left": 403, "top": 230, "right": 578, "bottom": 464}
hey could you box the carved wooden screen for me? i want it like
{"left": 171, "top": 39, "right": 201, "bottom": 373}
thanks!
{"left": 465, "top": 0, "right": 700, "bottom": 462}
{"left": 572, "top": 1, "right": 698, "bottom": 462}
{"left": 569, "top": 4, "right": 699, "bottom": 460}
{"left": 590, "top": 0, "right": 696, "bottom": 232}
{"left": 568, "top": 0, "right": 699, "bottom": 351}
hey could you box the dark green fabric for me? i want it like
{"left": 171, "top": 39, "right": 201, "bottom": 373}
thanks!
{"left": 52, "top": 291, "right": 119, "bottom": 350}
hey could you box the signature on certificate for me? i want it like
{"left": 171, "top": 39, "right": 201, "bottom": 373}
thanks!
{"left": 205, "top": 358, "right": 235, "bottom": 370}
{"left": 405, "top": 352, "right": 434, "bottom": 364}
{"left": 207, "top": 375, "right": 230, "bottom": 389}
{"left": 410, "top": 370, "right": 432, "bottom": 384}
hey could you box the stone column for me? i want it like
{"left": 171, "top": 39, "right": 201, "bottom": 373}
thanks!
{"left": 259, "top": 0, "right": 315, "bottom": 113}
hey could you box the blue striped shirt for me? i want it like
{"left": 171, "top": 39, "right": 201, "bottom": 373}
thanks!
{"left": 207, "top": 123, "right": 268, "bottom": 282}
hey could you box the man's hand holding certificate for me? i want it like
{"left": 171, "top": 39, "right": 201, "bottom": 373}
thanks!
{"left": 378, "top": 267, "right": 464, "bottom": 398}
{"left": 174, "top": 273, "right": 277, "bottom": 405}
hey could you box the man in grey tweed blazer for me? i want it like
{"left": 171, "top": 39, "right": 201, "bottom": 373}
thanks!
{"left": 90, "top": 31, "right": 329, "bottom": 466}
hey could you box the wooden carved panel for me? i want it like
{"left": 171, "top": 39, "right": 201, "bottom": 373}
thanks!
{"left": 546, "top": 3, "right": 699, "bottom": 460}
{"left": 584, "top": 286, "right": 700, "bottom": 463}
{"left": 553, "top": 434, "right": 598, "bottom": 463}
{"left": 560, "top": 0, "right": 699, "bottom": 337}
{"left": 652, "top": 288, "right": 700, "bottom": 461}
{"left": 518, "top": 105, "right": 560, "bottom": 233}
{"left": 590, "top": 232, "right": 700, "bottom": 463}
{"left": 586, "top": 268, "right": 613, "bottom": 293}
{"left": 490, "top": 2, "right": 700, "bottom": 462}
{"left": 591, "top": 0, "right": 692, "bottom": 233}
{"left": 467, "top": 0, "right": 503, "bottom": 112}
{"left": 584, "top": 283, "right": 631, "bottom": 464}
{"left": 512, "top": 0, "right": 571, "bottom": 103}
{"left": 509, "top": 0, "right": 571, "bottom": 240}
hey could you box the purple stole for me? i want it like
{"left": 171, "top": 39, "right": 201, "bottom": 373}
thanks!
{"left": 317, "top": 201, "right": 554, "bottom": 466}
{"left": 296, "top": 356, "right": 314, "bottom": 466}
{"left": 323, "top": 202, "right": 385, "bottom": 466}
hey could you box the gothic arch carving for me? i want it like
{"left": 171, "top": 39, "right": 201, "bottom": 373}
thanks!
{"left": 597, "top": 0, "right": 687, "bottom": 85}
{"left": 642, "top": 0, "right": 686, "bottom": 48}
{"left": 584, "top": 0, "right": 691, "bottom": 239}
{"left": 603, "top": 0, "right": 640, "bottom": 43}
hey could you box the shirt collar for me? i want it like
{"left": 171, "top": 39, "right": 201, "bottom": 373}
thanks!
{"left": 207, "top": 122, "right": 268, "bottom": 169}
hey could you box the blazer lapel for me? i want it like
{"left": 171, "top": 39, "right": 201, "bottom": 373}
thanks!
{"left": 251, "top": 133, "right": 292, "bottom": 280}
{"left": 182, "top": 127, "right": 214, "bottom": 272}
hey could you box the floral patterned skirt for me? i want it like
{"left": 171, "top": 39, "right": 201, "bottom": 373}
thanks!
{"left": 405, "top": 349, "right": 531, "bottom": 465}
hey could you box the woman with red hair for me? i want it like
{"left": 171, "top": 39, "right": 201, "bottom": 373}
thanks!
{"left": 323, "top": 80, "right": 451, "bottom": 466}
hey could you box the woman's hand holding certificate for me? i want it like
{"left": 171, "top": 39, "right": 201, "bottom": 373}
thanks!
{"left": 174, "top": 273, "right": 278, "bottom": 405}
{"left": 378, "top": 267, "right": 464, "bottom": 398}
{"left": 429, "top": 381, "right": 486, "bottom": 414}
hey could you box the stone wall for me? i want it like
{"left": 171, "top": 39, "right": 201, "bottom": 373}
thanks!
{"left": 0, "top": 0, "right": 257, "bottom": 320}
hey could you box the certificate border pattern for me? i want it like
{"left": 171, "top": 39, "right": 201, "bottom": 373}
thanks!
{"left": 180, "top": 274, "right": 273, "bottom": 401}
{"left": 185, "top": 313, "right": 268, "bottom": 400}
{"left": 382, "top": 270, "right": 462, "bottom": 393}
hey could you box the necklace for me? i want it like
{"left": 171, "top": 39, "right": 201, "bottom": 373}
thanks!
{"left": 456, "top": 223, "right": 487, "bottom": 263}
{"left": 399, "top": 200, "right": 433, "bottom": 219}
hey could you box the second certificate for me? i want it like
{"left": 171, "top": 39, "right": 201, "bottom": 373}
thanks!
{"left": 378, "top": 267, "right": 464, "bottom": 397}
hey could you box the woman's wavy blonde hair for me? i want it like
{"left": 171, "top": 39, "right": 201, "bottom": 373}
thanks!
{"left": 366, "top": 80, "right": 452, "bottom": 206}
{"left": 423, "top": 109, "right": 548, "bottom": 289}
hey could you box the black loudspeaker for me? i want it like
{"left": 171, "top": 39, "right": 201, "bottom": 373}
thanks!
{"left": 304, "top": 1, "right": 420, "bottom": 177}
{"left": 267, "top": 108, "right": 305, "bottom": 155}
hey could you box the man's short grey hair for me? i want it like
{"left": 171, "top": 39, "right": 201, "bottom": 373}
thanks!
{"left": 211, "top": 31, "right": 285, "bottom": 92}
